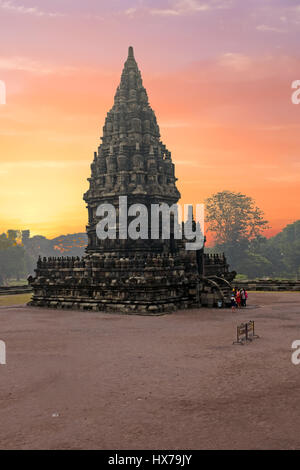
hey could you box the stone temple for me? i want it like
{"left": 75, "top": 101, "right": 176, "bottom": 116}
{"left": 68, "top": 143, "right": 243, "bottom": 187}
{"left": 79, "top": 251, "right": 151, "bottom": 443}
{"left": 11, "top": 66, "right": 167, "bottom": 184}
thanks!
{"left": 28, "top": 47, "right": 235, "bottom": 313}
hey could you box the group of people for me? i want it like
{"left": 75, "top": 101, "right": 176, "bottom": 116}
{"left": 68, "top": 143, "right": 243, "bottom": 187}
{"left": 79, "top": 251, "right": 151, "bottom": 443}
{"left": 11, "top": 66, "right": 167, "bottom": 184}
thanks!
{"left": 231, "top": 287, "right": 248, "bottom": 311}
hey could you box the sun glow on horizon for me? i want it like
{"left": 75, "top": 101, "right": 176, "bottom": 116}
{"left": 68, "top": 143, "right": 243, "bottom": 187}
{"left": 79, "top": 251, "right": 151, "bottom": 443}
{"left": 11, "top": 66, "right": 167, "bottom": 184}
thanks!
{"left": 0, "top": 1, "right": 299, "bottom": 240}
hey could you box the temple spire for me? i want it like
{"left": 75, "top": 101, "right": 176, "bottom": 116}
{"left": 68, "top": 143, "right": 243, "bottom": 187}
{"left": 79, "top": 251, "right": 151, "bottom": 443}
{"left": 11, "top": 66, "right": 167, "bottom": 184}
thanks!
{"left": 128, "top": 46, "right": 134, "bottom": 59}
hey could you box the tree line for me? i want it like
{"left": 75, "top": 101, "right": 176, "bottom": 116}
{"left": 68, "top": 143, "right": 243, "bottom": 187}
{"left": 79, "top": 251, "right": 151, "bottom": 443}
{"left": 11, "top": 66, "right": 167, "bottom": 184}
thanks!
{"left": 0, "top": 191, "right": 299, "bottom": 284}
{"left": 0, "top": 231, "right": 87, "bottom": 285}
{"left": 205, "top": 191, "right": 300, "bottom": 279}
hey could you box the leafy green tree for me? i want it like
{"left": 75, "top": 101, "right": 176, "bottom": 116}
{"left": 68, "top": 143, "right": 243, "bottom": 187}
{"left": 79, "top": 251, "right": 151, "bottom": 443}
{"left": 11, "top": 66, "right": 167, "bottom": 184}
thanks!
{"left": 0, "top": 233, "right": 27, "bottom": 284}
{"left": 205, "top": 191, "right": 269, "bottom": 276}
{"left": 239, "top": 251, "right": 273, "bottom": 279}
{"left": 205, "top": 191, "right": 269, "bottom": 245}
{"left": 265, "top": 220, "right": 300, "bottom": 278}
{"left": 0, "top": 232, "right": 15, "bottom": 250}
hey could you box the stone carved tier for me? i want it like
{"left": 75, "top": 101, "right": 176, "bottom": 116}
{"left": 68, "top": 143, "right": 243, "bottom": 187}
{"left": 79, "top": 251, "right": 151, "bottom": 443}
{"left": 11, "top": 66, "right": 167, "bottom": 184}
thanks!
{"left": 28, "top": 253, "right": 198, "bottom": 313}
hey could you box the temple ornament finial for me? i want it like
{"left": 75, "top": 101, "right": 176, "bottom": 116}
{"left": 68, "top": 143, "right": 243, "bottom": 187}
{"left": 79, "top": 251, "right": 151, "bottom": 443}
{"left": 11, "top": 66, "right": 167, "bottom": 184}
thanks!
{"left": 128, "top": 46, "right": 134, "bottom": 59}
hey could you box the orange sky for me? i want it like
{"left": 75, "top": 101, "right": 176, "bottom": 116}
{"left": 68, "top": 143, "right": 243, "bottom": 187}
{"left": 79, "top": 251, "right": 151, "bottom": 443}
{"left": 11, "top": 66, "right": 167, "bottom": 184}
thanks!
{"left": 0, "top": 0, "right": 299, "bottom": 240}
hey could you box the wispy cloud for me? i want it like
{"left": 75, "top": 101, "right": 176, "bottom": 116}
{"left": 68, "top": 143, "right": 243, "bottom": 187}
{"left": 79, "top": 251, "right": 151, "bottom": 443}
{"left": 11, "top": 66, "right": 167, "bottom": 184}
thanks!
{"left": 0, "top": 56, "right": 75, "bottom": 74}
{"left": 0, "top": 0, "right": 63, "bottom": 17}
{"left": 125, "top": 0, "right": 232, "bottom": 18}
{"left": 160, "top": 120, "right": 190, "bottom": 128}
{"left": 151, "top": 0, "right": 210, "bottom": 16}
{"left": 266, "top": 173, "right": 300, "bottom": 183}
{"left": 256, "top": 24, "right": 286, "bottom": 33}
{"left": 174, "top": 160, "right": 212, "bottom": 167}
{"left": 124, "top": 7, "right": 138, "bottom": 18}
{"left": 218, "top": 53, "right": 252, "bottom": 71}
{"left": 0, "top": 160, "right": 88, "bottom": 174}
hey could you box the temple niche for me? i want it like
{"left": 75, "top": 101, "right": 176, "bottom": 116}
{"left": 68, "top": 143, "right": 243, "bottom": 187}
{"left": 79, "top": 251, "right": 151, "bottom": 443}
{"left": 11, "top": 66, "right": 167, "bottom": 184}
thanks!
{"left": 28, "top": 47, "right": 234, "bottom": 313}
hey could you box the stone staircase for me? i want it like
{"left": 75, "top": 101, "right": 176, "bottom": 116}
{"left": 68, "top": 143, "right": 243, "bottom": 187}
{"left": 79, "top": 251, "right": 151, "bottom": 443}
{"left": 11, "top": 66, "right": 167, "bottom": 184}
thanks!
{"left": 198, "top": 275, "right": 232, "bottom": 308}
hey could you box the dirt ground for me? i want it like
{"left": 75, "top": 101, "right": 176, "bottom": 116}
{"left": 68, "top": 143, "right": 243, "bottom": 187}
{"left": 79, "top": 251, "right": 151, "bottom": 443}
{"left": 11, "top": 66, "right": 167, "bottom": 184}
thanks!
{"left": 0, "top": 291, "right": 300, "bottom": 450}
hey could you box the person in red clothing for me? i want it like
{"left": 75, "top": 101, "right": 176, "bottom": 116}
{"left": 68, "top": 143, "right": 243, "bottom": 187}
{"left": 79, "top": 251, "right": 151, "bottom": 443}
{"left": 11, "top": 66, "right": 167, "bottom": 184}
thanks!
{"left": 236, "top": 290, "right": 242, "bottom": 308}
{"left": 244, "top": 289, "right": 248, "bottom": 307}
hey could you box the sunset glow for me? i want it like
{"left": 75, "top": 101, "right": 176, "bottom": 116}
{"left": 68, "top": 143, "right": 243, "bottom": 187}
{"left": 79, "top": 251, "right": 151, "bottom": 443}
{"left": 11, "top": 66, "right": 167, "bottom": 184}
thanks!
{"left": 0, "top": 0, "right": 299, "bottom": 240}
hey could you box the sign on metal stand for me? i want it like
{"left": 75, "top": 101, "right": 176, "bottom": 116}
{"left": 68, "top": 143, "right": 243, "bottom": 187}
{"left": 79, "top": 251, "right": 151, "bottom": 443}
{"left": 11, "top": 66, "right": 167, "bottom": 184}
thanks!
{"left": 233, "top": 323, "right": 247, "bottom": 345}
{"left": 246, "top": 320, "right": 259, "bottom": 341}
{"left": 233, "top": 320, "right": 259, "bottom": 345}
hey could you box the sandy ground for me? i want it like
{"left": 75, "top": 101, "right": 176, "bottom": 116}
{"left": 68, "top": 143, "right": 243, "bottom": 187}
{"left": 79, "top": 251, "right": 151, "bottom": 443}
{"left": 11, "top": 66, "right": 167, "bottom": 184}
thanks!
{"left": 0, "top": 292, "right": 300, "bottom": 450}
